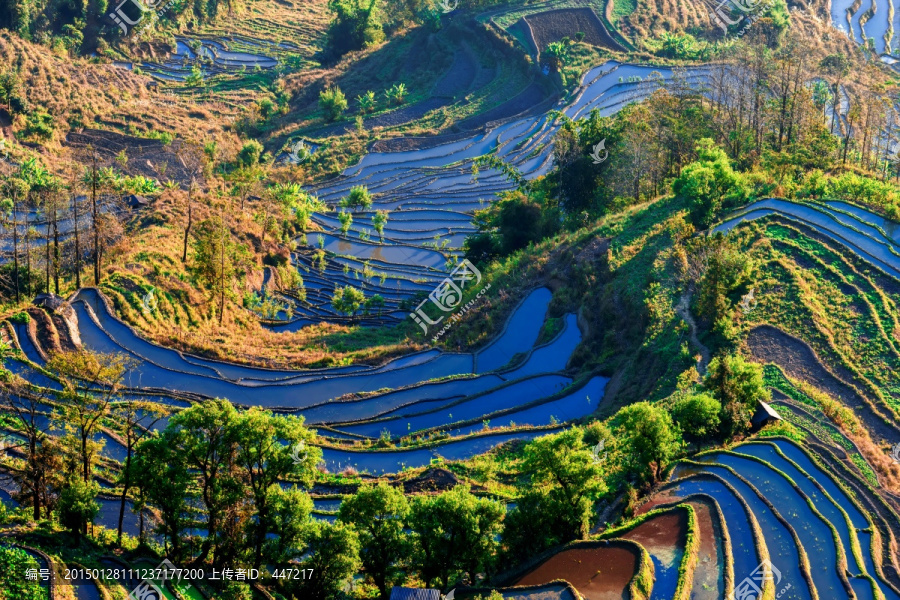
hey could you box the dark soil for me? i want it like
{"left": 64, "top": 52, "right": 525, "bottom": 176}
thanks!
{"left": 745, "top": 324, "right": 900, "bottom": 445}
{"left": 401, "top": 467, "right": 460, "bottom": 493}
{"left": 64, "top": 129, "right": 202, "bottom": 188}
{"left": 25, "top": 307, "right": 60, "bottom": 357}
{"left": 514, "top": 543, "right": 638, "bottom": 600}
{"left": 0, "top": 108, "right": 12, "bottom": 140}
{"left": 431, "top": 46, "right": 478, "bottom": 99}
{"left": 458, "top": 81, "right": 557, "bottom": 131}
{"left": 370, "top": 130, "right": 473, "bottom": 152}
{"left": 523, "top": 8, "right": 626, "bottom": 53}
{"left": 310, "top": 97, "right": 451, "bottom": 139}
{"left": 50, "top": 313, "right": 77, "bottom": 352}
{"left": 620, "top": 511, "right": 685, "bottom": 552}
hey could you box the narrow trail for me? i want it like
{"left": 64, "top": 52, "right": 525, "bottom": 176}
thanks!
{"left": 676, "top": 291, "right": 710, "bottom": 375}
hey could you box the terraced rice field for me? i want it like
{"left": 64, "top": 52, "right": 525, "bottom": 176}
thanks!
{"left": 281, "top": 61, "right": 708, "bottom": 325}
{"left": 716, "top": 198, "right": 900, "bottom": 280}
{"left": 832, "top": 0, "right": 900, "bottom": 59}
{"left": 516, "top": 438, "right": 900, "bottom": 600}
{"left": 1, "top": 286, "right": 608, "bottom": 478}
{"left": 133, "top": 37, "right": 287, "bottom": 82}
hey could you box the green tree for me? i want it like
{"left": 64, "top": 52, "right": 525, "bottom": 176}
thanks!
{"left": 133, "top": 435, "right": 192, "bottom": 556}
{"left": 496, "top": 191, "right": 544, "bottom": 254}
{"left": 384, "top": 83, "right": 407, "bottom": 106}
{"left": 372, "top": 209, "right": 389, "bottom": 241}
{"left": 192, "top": 214, "right": 251, "bottom": 324}
{"left": 363, "top": 293, "right": 385, "bottom": 315}
{"left": 233, "top": 408, "right": 320, "bottom": 570}
{"left": 324, "top": 0, "right": 384, "bottom": 59}
{"left": 544, "top": 41, "right": 569, "bottom": 71}
{"left": 0, "top": 69, "right": 21, "bottom": 112}
{"left": 228, "top": 165, "right": 264, "bottom": 211}
{"left": 407, "top": 485, "right": 504, "bottom": 590}
{"left": 358, "top": 90, "right": 377, "bottom": 113}
{"left": 516, "top": 428, "right": 606, "bottom": 541}
{"left": 691, "top": 233, "right": 753, "bottom": 332}
{"left": 298, "top": 521, "right": 361, "bottom": 600}
{"left": 112, "top": 400, "right": 164, "bottom": 546}
{"left": 338, "top": 209, "right": 353, "bottom": 236}
{"left": 167, "top": 400, "right": 246, "bottom": 566}
{"left": 185, "top": 64, "right": 204, "bottom": 86}
{"left": 613, "top": 402, "right": 682, "bottom": 484}
{"left": 704, "top": 354, "right": 769, "bottom": 438}
{"left": 671, "top": 392, "right": 721, "bottom": 441}
{"left": 332, "top": 285, "right": 365, "bottom": 317}
{"left": 338, "top": 484, "right": 409, "bottom": 599}
{"left": 502, "top": 489, "right": 571, "bottom": 565}
{"left": 263, "top": 486, "right": 314, "bottom": 566}
{"left": 340, "top": 185, "right": 373, "bottom": 211}
{"left": 57, "top": 475, "right": 99, "bottom": 537}
{"left": 319, "top": 86, "right": 348, "bottom": 122}
{"left": 0, "top": 545, "right": 45, "bottom": 599}
{"left": 48, "top": 350, "right": 131, "bottom": 482}
{"left": 673, "top": 139, "right": 748, "bottom": 227}
{"left": 238, "top": 140, "right": 263, "bottom": 167}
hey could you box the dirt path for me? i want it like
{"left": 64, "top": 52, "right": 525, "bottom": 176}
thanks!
{"left": 676, "top": 291, "right": 710, "bottom": 375}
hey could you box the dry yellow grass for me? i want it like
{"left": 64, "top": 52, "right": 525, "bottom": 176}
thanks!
{"left": 98, "top": 190, "right": 419, "bottom": 369}
{"left": 0, "top": 32, "right": 240, "bottom": 154}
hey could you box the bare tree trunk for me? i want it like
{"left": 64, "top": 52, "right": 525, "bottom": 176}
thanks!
{"left": 92, "top": 173, "right": 100, "bottom": 284}
{"left": 118, "top": 447, "right": 132, "bottom": 546}
{"left": 12, "top": 192, "right": 19, "bottom": 303}
{"left": 24, "top": 204, "right": 31, "bottom": 297}
{"left": 219, "top": 217, "right": 226, "bottom": 325}
{"left": 52, "top": 200, "right": 59, "bottom": 295}
{"left": 182, "top": 186, "right": 194, "bottom": 263}
{"left": 72, "top": 190, "right": 81, "bottom": 289}
{"left": 45, "top": 209, "right": 51, "bottom": 295}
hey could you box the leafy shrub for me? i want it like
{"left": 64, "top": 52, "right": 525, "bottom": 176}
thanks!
{"left": 323, "top": 0, "right": 384, "bottom": 59}
{"left": 22, "top": 111, "right": 54, "bottom": 140}
{"left": 0, "top": 545, "right": 44, "bottom": 599}
{"left": 644, "top": 32, "right": 713, "bottom": 60}
{"left": 674, "top": 139, "right": 749, "bottom": 227}
{"left": 357, "top": 90, "right": 377, "bottom": 114}
{"left": 384, "top": 83, "right": 407, "bottom": 106}
{"left": 120, "top": 175, "right": 160, "bottom": 194}
{"left": 340, "top": 185, "right": 372, "bottom": 211}
{"left": 827, "top": 172, "right": 896, "bottom": 208}
{"left": 319, "top": 86, "right": 348, "bottom": 121}
{"left": 257, "top": 98, "right": 277, "bottom": 118}
{"left": 238, "top": 140, "right": 264, "bottom": 167}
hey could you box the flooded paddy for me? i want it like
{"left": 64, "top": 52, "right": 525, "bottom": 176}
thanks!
{"left": 514, "top": 542, "right": 639, "bottom": 600}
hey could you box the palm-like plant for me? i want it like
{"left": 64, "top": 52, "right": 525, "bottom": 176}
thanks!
{"left": 544, "top": 41, "right": 569, "bottom": 71}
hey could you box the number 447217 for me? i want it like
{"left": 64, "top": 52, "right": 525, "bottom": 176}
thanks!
{"left": 271, "top": 568, "right": 314, "bottom": 580}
